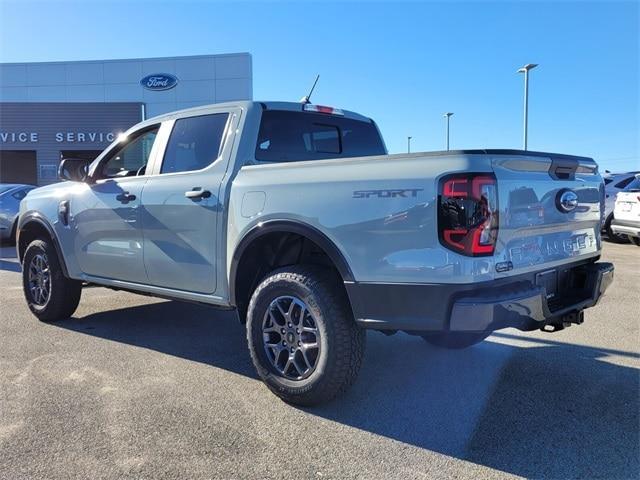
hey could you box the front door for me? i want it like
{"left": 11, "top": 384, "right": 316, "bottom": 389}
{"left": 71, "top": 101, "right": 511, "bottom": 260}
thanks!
{"left": 72, "top": 126, "right": 160, "bottom": 283}
{"left": 141, "top": 110, "right": 235, "bottom": 294}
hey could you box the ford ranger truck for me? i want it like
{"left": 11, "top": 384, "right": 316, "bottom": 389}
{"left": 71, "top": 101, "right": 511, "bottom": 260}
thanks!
{"left": 16, "top": 101, "right": 614, "bottom": 405}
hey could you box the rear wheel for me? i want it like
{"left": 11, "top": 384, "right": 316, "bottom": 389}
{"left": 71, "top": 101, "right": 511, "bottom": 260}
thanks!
{"left": 605, "top": 214, "right": 629, "bottom": 243}
{"left": 22, "top": 239, "right": 82, "bottom": 322}
{"left": 421, "top": 331, "right": 490, "bottom": 349}
{"left": 246, "top": 265, "right": 365, "bottom": 406}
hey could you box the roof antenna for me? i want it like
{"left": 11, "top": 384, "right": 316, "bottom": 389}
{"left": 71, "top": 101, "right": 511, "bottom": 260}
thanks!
{"left": 300, "top": 74, "right": 320, "bottom": 104}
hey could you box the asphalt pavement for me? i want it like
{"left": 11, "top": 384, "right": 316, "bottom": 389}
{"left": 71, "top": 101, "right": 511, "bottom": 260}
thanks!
{"left": 0, "top": 242, "right": 638, "bottom": 479}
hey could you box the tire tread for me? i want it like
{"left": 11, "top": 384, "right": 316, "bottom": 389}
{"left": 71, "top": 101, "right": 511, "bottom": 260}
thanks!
{"left": 246, "top": 265, "right": 365, "bottom": 406}
{"left": 22, "top": 239, "right": 82, "bottom": 322}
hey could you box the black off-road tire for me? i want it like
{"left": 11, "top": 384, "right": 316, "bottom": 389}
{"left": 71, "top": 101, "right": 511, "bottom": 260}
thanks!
{"left": 246, "top": 265, "right": 365, "bottom": 406}
{"left": 22, "top": 239, "right": 82, "bottom": 322}
{"left": 605, "top": 214, "right": 629, "bottom": 244}
{"left": 421, "top": 331, "right": 490, "bottom": 349}
{"left": 629, "top": 236, "right": 640, "bottom": 246}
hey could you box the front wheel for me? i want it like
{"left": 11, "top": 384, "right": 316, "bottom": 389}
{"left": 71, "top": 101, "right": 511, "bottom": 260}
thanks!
{"left": 246, "top": 265, "right": 365, "bottom": 406}
{"left": 630, "top": 236, "right": 640, "bottom": 247}
{"left": 22, "top": 239, "right": 82, "bottom": 322}
{"left": 421, "top": 331, "right": 490, "bottom": 349}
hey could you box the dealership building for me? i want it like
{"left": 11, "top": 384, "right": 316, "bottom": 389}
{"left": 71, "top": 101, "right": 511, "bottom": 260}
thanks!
{"left": 0, "top": 53, "right": 252, "bottom": 185}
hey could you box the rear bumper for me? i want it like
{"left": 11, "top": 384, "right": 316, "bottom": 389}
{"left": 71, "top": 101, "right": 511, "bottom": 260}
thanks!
{"left": 611, "top": 219, "right": 640, "bottom": 238}
{"left": 346, "top": 261, "right": 614, "bottom": 333}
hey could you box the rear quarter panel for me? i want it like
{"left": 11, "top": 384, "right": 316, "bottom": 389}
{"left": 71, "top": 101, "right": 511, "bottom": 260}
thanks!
{"left": 227, "top": 152, "right": 497, "bottom": 285}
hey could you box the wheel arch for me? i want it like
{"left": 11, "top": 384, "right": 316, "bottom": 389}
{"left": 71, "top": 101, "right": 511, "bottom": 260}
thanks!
{"left": 229, "top": 219, "right": 355, "bottom": 321}
{"left": 17, "top": 213, "right": 69, "bottom": 277}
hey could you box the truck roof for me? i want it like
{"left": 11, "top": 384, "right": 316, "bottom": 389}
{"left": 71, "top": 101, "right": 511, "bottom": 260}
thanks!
{"left": 139, "top": 100, "right": 374, "bottom": 127}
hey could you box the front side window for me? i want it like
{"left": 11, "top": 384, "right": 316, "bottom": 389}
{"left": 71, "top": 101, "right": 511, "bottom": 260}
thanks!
{"left": 255, "top": 110, "right": 386, "bottom": 162}
{"left": 99, "top": 127, "right": 159, "bottom": 179}
{"left": 161, "top": 113, "right": 229, "bottom": 174}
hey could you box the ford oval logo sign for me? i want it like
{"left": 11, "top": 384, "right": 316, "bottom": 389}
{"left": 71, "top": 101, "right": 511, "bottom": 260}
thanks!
{"left": 556, "top": 189, "right": 579, "bottom": 213}
{"left": 140, "top": 73, "right": 178, "bottom": 91}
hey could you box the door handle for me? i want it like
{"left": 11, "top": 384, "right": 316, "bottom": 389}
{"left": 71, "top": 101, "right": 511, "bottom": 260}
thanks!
{"left": 185, "top": 188, "right": 211, "bottom": 200}
{"left": 116, "top": 192, "right": 136, "bottom": 203}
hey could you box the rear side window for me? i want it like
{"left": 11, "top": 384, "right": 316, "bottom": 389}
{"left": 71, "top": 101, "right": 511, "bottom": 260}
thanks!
{"left": 256, "top": 110, "right": 385, "bottom": 162}
{"left": 161, "top": 113, "right": 229, "bottom": 174}
{"left": 624, "top": 177, "right": 640, "bottom": 191}
{"left": 615, "top": 176, "right": 635, "bottom": 189}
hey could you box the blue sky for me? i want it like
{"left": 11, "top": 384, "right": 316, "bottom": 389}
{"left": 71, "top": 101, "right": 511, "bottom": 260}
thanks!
{"left": 0, "top": 0, "right": 638, "bottom": 171}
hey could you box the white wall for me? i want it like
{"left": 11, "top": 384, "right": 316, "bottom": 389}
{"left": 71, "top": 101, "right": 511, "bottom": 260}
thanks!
{"left": 0, "top": 53, "right": 253, "bottom": 118}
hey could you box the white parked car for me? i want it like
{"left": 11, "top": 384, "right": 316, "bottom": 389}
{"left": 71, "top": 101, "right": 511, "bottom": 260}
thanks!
{"left": 611, "top": 174, "right": 640, "bottom": 246}
{"left": 602, "top": 171, "right": 639, "bottom": 242}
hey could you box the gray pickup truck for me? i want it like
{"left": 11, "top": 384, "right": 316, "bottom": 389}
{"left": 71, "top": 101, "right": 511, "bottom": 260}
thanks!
{"left": 17, "top": 100, "right": 614, "bottom": 405}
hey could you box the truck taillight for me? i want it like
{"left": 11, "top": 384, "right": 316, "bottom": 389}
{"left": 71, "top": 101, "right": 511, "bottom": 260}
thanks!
{"left": 438, "top": 173, "right": 499, "bottom": 256}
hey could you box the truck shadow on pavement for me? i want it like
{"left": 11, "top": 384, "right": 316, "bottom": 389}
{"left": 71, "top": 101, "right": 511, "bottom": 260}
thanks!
{"left": 56, "top": 301, "right": 639, "bottom": 479}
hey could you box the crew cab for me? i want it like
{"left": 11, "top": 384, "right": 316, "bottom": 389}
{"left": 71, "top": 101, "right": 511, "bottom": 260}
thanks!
{"left": 17, "top": 101, "right": 614, "bottom": 405}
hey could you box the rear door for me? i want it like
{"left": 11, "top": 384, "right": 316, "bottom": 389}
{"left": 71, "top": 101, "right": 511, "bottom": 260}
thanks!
{"left": 491, "top": 153, "right": 603, "bottom": 276}
{"left": 140, "top": 109, "right": 237, "bottom": 294}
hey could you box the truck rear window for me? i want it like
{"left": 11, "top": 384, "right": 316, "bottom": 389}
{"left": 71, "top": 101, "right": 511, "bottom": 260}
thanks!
{"left": 255, "top": 110, "right": 386, "bottom": 162}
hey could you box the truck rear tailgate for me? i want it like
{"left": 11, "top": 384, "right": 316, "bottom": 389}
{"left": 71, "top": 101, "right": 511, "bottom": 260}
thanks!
{"left": 491, "top": 152, "right": 602, "bottom": 277}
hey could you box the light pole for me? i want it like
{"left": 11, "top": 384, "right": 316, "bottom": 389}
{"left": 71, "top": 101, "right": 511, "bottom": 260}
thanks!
{"left": 443, "top": 112, "right": 454, "bottom": 150}
{"left": 517, "top": 63, "right": 538, "bottom": 150}
{"left": 407, "top": 136, "right": 412, "bottom": 154}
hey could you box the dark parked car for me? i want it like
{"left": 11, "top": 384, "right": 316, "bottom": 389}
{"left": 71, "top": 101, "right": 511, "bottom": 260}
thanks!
{"left": 0, "top": 184, "right": 36, "bottom": 244}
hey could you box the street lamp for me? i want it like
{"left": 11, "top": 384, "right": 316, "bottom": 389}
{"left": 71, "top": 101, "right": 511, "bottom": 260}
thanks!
{"left": 517, "top": 63, "right": 538, "bottom": 150}
{"left": 407, "top": 136, "right": 412, "bottom": 154}
{"left": 443, "top": 112, "right": 454, "bottom": 151}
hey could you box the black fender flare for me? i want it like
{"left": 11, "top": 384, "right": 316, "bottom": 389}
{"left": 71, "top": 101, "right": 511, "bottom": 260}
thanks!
{"left": 17, "top": 212, "right": 70, "bottom": 277}
{"left": 229, "top": 219, "right": 354, "bottom": 307}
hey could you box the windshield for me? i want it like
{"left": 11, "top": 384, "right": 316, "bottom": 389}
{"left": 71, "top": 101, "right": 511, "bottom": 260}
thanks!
{"left": 0, "top": 185, "right": 15, "bottom": 196}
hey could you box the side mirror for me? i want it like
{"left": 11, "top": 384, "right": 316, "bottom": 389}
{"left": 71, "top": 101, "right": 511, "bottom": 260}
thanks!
{"left": 59, "top": 158, "right": 90, "bottom": 182}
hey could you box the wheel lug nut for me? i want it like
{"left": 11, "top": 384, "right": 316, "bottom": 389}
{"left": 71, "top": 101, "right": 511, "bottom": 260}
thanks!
{"left": 296, "top": 329, "right": 300, "bottom": 334}
{"left": 283, "top": 341, "right": 287, "bottom": 346}
{"left": 281, "top": 328, "right": 285, "bottom": 334}
{"left": 288, "top": 323, "right": 292, "bottom": 328}
{"left": 290, "top": 347, "right": 295, "bottom": 353}
{"left": 297, "top": 341, "right": 301, "bottom": 346}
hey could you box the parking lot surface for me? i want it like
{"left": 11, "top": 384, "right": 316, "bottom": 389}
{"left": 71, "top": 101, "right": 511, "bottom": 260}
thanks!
{"left": 1, "top": 242, "right": 638, "bottom": 479}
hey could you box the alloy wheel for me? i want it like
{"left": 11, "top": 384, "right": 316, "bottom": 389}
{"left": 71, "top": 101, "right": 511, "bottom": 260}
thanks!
{"left": 262, "top": 296, "right": 321, "bottom": 380}
{"left": 28, "top": 253, "right": 51, "bottom": 306}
